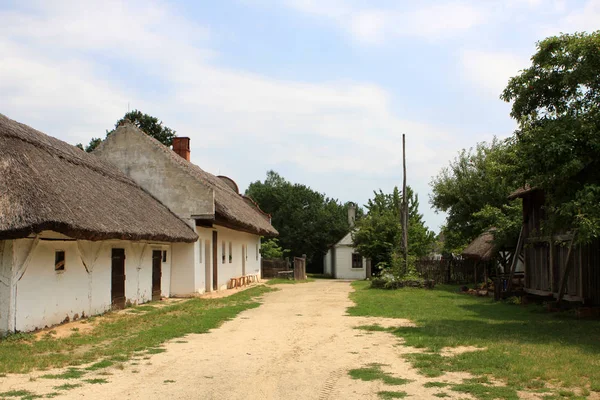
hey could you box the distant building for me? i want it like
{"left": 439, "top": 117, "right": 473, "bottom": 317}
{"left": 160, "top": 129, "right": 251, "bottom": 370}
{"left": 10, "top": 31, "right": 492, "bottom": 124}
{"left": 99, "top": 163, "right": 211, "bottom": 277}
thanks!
{"left": 323, "top": 204, "right": 370, "bottom": 279}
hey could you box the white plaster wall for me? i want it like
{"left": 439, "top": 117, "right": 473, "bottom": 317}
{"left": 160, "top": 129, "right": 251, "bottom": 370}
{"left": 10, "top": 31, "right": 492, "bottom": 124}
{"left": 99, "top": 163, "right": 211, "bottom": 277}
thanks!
{"left": 333, "top": 245, "right": 367, "bottom": 280}
{"left": 213, "top": 226, "right": 261, "bottom": 290}
{"left": 170, "top": 242, "right": 197, "bottom": 296}
{"left": 9, "top": 233, "right": 171, "bottom": 333}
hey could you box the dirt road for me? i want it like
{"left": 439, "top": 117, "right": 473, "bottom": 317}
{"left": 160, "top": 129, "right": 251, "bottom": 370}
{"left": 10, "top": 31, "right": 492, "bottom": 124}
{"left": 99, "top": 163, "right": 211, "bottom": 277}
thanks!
{"left": 4, "top": 280, "right": 471, "bottom": 399}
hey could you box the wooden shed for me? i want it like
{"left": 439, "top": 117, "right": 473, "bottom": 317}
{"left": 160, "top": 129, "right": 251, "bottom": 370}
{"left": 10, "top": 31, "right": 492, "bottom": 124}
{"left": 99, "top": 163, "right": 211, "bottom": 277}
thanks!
{"left": 509, "top": 187, "right": 600, "bottom": 305}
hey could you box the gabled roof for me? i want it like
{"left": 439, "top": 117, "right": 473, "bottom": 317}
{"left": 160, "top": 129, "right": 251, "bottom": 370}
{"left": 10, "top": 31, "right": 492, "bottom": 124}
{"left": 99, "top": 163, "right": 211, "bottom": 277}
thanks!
{"left": 508, "top": 185, "right": 538, "bottom": 200}
{"left": 96, "top": 123, "right": 278, "bottom": 237}
{"left": 0, "top": 114, "right": 197, "bottom": 242}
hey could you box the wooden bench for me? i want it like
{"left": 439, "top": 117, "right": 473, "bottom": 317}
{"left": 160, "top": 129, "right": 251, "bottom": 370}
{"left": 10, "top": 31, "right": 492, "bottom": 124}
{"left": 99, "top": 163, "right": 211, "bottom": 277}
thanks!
{"left": 277, "top": 271, "right": 294, "bottom": 280}
{"left": 228, "top": 274, "right": 261, "bottom": 289}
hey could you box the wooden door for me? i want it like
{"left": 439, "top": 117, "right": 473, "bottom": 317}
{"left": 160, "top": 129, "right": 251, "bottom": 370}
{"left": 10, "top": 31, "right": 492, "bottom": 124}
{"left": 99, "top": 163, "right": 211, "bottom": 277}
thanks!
{"left": 152, "top": 250, "right": 162, "bottom": 301}
{"left": 111, "top": 248, "right": 126, "bottom": 310}
{"left": 212, "top": 231, "right": 218, "bottom": 290}
{"left": 242, "top": 244, "right": 246, "bottom": 276}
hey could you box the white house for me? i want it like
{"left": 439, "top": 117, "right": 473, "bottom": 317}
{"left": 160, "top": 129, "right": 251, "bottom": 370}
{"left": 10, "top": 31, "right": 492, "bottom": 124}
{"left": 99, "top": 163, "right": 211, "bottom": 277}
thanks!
{"left": 0, "top": 114, "right": 198, "bottom": 334}
{"left": 323, "top": 204, "right": 370, "bottom": 280}
{"left": 94, "top": 122, "right": 278, "bottom": 295}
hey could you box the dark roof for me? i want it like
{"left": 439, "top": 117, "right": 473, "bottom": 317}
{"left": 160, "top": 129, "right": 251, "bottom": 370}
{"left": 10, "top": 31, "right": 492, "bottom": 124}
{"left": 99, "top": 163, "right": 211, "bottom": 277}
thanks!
{"left": 508, "top": 185, "right": 538, "bottom": 200}
{"left": 462, "top": 230, "right": 497, "bottom": 261}
{"left": 96, "top": 124, "right": 278, "bottom": 237}
{"left": 0, "top": 114, "right": 197, "bottom": 242}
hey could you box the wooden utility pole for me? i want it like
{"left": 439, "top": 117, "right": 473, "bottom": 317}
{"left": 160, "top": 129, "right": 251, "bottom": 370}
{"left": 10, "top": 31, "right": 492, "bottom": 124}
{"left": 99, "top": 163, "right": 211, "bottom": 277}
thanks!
{"left": 402, "top": 134, "right": 408, "bottom": 274}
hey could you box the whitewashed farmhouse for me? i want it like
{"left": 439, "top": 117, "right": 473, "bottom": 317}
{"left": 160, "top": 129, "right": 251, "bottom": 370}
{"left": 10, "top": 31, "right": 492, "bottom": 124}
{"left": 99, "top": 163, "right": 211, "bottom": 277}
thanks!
{"left": 0, "top": 114, "right": 198, "bottom": 334}
{"left": 323, "top": 204, "right": 370, "bottom": 279}
{"left": 94, "top": 122, "right": 278, "bottom": 295}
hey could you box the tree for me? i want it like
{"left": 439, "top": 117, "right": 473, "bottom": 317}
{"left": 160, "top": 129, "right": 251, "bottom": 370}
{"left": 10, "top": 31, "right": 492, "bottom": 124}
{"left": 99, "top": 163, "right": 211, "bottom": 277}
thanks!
{"left": 260, "top": 238, "right": 288, "bottom": 259}
{"left": 246, "top": 171, "right": 352, "bottom": 271}
{"left": 76, "top": 110, "right": 176, "bottom": 152}
{"left": 352, "top": 186, "right": 435, "bottom": 273}
{"left": 430, "top": 139, "right": 521, "bottom": 253}
{"left": 501, "top": 31, "right": 600, "bottom": 242}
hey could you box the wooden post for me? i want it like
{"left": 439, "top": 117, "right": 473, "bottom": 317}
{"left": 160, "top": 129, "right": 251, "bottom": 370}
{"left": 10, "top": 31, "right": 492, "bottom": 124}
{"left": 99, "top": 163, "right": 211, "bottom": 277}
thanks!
{"left": 506, "top": 225, "right": 525, "bottom": 293}
{"left": 557, "top": 233, "right": 576, "bottom": 305}
{"left": 401, "top": 134, "right": 408, "bottom": 275}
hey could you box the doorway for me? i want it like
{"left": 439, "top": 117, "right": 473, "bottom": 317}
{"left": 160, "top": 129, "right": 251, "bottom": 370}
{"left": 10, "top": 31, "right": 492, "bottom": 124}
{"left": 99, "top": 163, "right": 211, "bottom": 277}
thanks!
{"left": 111, "top": 248, "right": 126, "bottom": 310}
{"left": 212, "top": 231, "right": 218, "bottom": 290}
{"left": 151, "top": 250, "right": 162, "bottom": 301}
{"left": 242, "top": 244, "right": 246, "bottom": 276}
{"left": 205, "top": 240, "right": 211, "bottom": 292}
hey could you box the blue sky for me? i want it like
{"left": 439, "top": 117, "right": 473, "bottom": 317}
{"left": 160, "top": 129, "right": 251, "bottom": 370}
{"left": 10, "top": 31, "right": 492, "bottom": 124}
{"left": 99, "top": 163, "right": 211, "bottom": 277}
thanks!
{"left": 1, "top": 0, "right": 597, "bottom": 232}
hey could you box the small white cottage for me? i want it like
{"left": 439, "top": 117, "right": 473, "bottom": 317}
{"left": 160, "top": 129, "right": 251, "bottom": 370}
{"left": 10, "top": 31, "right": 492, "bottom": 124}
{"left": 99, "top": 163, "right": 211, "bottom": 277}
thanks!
{"left": 323, "top": 204, "right": 370, "bottom": 280}
{"left": 0, "top": 114, "right": 197, "bottom": 334}
{"left": 94, "top": 122, "right": 278, "bottom": 295}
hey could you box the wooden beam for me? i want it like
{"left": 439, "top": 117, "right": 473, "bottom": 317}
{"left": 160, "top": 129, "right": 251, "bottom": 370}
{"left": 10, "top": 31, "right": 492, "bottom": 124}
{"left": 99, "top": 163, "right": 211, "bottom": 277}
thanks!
{"left": 556, "top": 232, "right": 577, "bottom": 305}
{"left": 506, "top": 225, "right": 525, "bottom": 292}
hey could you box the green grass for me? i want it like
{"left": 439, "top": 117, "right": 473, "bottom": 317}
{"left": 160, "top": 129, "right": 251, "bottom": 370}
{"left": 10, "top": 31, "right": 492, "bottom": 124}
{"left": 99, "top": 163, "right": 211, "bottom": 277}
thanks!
{"left": 0, "top": 286, "right": 275, "bottom": 374}
{"left": 424, "top": 382, "right": 449, "bottom": 388}
{"left": 451, "top": 383, "right": 518, "bottom": 400}
{"left": 0, "top": 390, "right": 36, "bottom": 398}
{"left": 84, "top": 360, "right": 113, "bottom": 371}
{"left": 349, "top": 364, "right": 413, "bottom": 385}
{"left": 40, "top": 368, "right": 86, "bottom": 380}
{"left": 433, "top": 393, "right": 449, "bottom": 398}
{"left": 52, "top": 383, "right": 81, "bottom": 391}
{"left": 266, "top": 278, "right": 315, "bottom": 285}
{"left": 377, "top": 391, "right": 408, "bottom": 399}
{"left": 83, "top": 378, "right": 108, "bottom": 384}
{"left": 348, "top": 281, "right": 600, "bottom": 394}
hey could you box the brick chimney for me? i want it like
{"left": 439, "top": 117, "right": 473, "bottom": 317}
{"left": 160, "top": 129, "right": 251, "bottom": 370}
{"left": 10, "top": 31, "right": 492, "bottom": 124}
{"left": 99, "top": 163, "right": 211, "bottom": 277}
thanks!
{"left": 172, "top": 137, "right": 190, "bottom": 161}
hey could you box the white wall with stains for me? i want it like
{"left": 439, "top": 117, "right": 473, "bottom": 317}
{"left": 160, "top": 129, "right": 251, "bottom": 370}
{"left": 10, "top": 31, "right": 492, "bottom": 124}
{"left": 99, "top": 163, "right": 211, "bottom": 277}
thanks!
{"left": 1, "top": 232, "right": 172, "bottom": 334}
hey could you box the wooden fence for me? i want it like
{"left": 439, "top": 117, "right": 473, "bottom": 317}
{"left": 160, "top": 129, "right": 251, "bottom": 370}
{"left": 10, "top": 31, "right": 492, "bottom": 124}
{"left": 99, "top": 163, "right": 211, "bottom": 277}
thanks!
{"left": 415, "top": 257, "right": 480, "bottom": 284}
{"left": 261, "top": 258, "right": 290, "bottom": 279}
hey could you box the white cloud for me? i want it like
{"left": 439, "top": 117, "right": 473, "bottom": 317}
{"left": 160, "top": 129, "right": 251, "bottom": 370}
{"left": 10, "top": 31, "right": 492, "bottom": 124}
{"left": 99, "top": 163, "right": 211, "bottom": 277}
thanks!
{"left": 283, "top": 1, "right": 486, "bottom": 43}
{"left": 555, "top": 0, "right": 600, "bottom": 33}
{"left": 460, "top": 50, "right": 528, "bottom": 97}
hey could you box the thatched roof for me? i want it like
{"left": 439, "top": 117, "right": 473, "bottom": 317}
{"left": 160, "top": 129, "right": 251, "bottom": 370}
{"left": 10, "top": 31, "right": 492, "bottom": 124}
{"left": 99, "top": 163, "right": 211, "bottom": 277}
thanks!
{"left": 462, "top": 230, "right": 497, "bottom": 261}
{"left": 0, "top": 114, "right": 197, "bottom": 242}
{"left": 508, "top": 185, "right": 538, "bottom": 200}
{"left": 95, "top": 124, "right": 278, "bottom": 237}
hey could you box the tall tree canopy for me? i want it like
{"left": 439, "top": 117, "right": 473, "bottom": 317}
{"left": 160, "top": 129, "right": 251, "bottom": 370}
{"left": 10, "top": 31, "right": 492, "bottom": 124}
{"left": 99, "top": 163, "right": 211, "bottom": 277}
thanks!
{"left": 353, "top": 186, "right": 435, "bottom": 270}
{"left": 245, "top": 171, "right": 351, "bottom": 270}
{"left": 501, "top": 31, "right": 600, "bottom": 242}
{"left": 430, "top": 139, "right": 521, "bottom": 253}
{"left": 76, "top": 110, "right": 176, "bottom": 152}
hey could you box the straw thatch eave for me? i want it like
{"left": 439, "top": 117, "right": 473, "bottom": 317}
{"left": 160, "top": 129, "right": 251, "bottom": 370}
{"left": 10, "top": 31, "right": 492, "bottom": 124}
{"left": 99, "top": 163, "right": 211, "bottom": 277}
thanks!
{"left": 0, "top": 114, "right": 198, "bottom": 242}
{"left": 462, "top": 230, "right": 497, "bottom": 261}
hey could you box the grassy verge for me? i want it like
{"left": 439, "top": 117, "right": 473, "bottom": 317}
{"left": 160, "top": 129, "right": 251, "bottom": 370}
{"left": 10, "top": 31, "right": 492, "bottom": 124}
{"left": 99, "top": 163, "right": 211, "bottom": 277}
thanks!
{"left": 0, "top": 286, "right": 275, "bottom": 374}
{"left": 348, "top": 281, "right": 600, "bottom": 396}
{"left": 266, "top": 278, "right": 315, "bottom": 285}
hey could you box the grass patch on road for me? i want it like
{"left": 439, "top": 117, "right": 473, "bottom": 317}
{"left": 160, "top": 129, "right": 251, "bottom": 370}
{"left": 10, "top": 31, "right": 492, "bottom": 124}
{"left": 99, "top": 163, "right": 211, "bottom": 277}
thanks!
{"left": 348, "top": 281, "right": 600, "bottom": 396}
{"left": 266, "top": 278, "right": 315, "bottom": 285}
{"left": 349, "top": 363, "right": 413, "bottom": 385}
{"left": 0, "top": 286, "right": 275, "bottom": 374}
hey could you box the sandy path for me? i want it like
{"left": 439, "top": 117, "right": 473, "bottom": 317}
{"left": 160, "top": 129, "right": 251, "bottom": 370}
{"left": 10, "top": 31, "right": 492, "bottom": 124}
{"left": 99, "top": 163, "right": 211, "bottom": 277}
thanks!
{"left": 1, "top": 280, "right": 474, "bottom": 399}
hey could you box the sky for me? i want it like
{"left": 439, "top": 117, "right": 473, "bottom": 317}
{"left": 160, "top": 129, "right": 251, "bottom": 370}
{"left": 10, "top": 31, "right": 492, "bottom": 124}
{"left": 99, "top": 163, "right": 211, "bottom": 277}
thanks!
{"left": 1, "top": 0, "right": 598, "bottom": 233}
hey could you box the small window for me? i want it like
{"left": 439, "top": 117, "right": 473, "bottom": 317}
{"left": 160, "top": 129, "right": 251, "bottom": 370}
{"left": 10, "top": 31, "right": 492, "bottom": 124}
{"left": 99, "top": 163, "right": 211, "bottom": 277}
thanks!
{"left": 162, "top": 250, "right": 167, "bottom": 263}
{"left": 229, "top": 242, "right": 233, "bottom": 263}
{"left": 352, "top": 253, "right": 362, "bottom": 269}
{"left": 55, "top": 250, "right": 65, "bottom": 271}
{"left": 222, "top": 241, "right": 226, "bottom": 264}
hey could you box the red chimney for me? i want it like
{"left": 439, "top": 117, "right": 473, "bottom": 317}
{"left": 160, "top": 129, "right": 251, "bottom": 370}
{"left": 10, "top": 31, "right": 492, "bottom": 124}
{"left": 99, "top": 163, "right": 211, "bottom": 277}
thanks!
{"left": 172, "top": 137, "right": 190, "bottom": 161}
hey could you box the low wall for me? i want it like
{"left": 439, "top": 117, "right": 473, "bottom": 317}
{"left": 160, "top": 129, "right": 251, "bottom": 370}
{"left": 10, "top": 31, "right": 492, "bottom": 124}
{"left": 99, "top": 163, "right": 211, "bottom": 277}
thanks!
{"left": 261, "top": 259, "right": 290, "bottom": 279}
